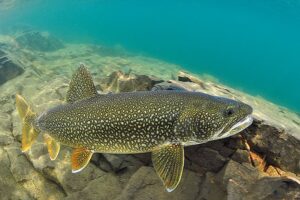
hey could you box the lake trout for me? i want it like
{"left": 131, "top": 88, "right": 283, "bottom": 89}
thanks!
{"left": 16, "top": 65, "right": 253, "bottom": 192}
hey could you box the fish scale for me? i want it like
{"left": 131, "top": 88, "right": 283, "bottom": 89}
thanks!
{"left": 39, "top": 91, "right": 191, "bottom": 153}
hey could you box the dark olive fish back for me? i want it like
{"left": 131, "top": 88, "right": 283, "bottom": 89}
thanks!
{"left": 39, "top": 91, "right": 212, "bottom": 153}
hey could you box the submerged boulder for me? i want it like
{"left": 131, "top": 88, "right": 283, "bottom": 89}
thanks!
{"left": 0, "top": 49, "right": 24, "bottom": 85}
{"left": 215, "top": 160, "right": 300, "bottom": 200}
{"left": 15, "top": 31, "right": 64, "bottom": 52}
{"left": 98, "top": 70, "right": 163, "bottom": 92}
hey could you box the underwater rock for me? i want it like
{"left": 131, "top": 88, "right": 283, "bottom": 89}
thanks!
{"left": 216, "top": 160, "right": 300, "bottom": 200}
{"left": 218, "top": 160, "right": 261, "bottom": 187}
{"left": 244, "top": 122, "right": 300, "bottom": 175}
{"left": 245, "top": 176, "right": 300, "bottom": 199}
{"left": 185, "top": 145, "right": 228, "bottom": 173}
{"left": 231, "top": 149, "right": 251, "bottom": 164}
{"left": 0, "top": 112, "right": 14, "bottom": 146}
{"left": 0, "top": 49, "right": 24, "bottom": 85}
{"left": 65, "top": 174, "right": 122, "bottom": 200}
{"left": 197, "top": 172, "right": 226, "bottom": 200}
{"left": 0, "top": 147, "right": 32, "bottom": 200}
{"left": 15, "top": 31, "right": 64, "bottom": 52}
{"left": 4, "top": 142, "right": 66, "bottom": 200}
{"left": 99, "top": 70, "right": 163, "bottom": 92}
{"left": 116, "top": 166, "right": 202, "bottom": 200}
{"left": 102, "top": 154, "right": 124, "bottom": 172}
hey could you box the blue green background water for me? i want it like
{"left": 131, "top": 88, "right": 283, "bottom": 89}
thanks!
{"left": 1, "top": 0, "right": 300, "bottom": 112}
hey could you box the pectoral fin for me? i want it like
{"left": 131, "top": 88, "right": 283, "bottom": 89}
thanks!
{"left": 152, "top": 143, "right": 184, "bottom": 192}
{"left": 44, "top": 134, "right": 60, "bottom": 160}
{"left": 71, "top": 147, "right": 93, "bottom": 173}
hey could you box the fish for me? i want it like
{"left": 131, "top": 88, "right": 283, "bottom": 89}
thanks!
{"left": 16, "top": 64, "right": 253, "bottom": 192}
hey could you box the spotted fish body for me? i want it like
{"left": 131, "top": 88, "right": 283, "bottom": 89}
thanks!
{"left": 16, "top": 65, "right": 253, "bottom": 192}
{"left": 37, "top": 91, "right": 247, "bottom": 153}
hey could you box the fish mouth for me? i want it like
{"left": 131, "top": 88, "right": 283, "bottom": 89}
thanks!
{"left": 219, "top": 115, "right": 253, "bottom": 138}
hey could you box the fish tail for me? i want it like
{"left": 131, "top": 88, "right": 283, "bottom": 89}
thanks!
{"left": 16, "top": 94, "right": 40, "bottom": 152}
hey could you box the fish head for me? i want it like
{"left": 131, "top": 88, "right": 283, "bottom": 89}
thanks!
{"left": 214, "top": 97, "right": 253, "bottom": 139}
{"left": 192, "top": 95, "right": 253, "bottom": 142}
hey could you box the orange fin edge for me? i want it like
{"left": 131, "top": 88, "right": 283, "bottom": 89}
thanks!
{"left": 71, "top": 147, "right": 93, "bottom": 173}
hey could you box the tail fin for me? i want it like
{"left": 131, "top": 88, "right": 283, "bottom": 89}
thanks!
{"left": 16, "top": 94, "right": 40, "bottom": 152}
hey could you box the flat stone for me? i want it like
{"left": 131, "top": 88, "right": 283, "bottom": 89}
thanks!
{"left": 15, "top": 31, "right": 64, "bottom": 52}
{"left": 0, "top": 49, "right": 24, "bottom": 85}
{"left": 99, "top": 70, "right": 163, "bottom": 93}
{"left": 116, "top": 166, "right": 202, "bottom": 200}
{"left": 245, "top": 177, "right": 300, "bottom": 199}
{"left": 65, "top": 173, "right": 122, "bottom": 200}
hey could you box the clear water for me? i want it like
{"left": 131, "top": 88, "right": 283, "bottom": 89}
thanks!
{"left": 1, "top": 0, "right": 300, "bottom": 112}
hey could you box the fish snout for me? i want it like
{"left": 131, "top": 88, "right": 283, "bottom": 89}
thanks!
{"left": 237, "top": 101, "right": 253, "bottom": 117}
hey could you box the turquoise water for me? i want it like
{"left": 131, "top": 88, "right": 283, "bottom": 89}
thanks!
{"left": 1, "top": 0, "right": 300, "bottom": 112}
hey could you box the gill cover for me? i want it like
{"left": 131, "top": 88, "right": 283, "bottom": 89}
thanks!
{"left": 16, "top": 94, "right": 40, "bottom": 152}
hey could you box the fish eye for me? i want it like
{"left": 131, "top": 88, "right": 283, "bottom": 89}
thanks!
{"left": 224, "top": 108, "right": 235, "bottom": 117}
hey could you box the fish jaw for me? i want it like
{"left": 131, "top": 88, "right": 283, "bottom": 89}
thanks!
{"left": 217, "top": 115, "right": 253, "bottom": 139}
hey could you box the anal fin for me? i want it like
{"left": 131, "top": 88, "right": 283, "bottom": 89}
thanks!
{"left": 44, "top": 134, "right": 60, "bottom": 160}
{"left": 71, "top": 147, "right": 93, "bottom": 173}
{"left": 152, "top": 143, "right": 184, "bottom": 192}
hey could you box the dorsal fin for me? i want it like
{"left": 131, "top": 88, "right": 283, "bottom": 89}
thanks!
{"left": 66, "top": 64, "right": 97, "bottom": 103}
